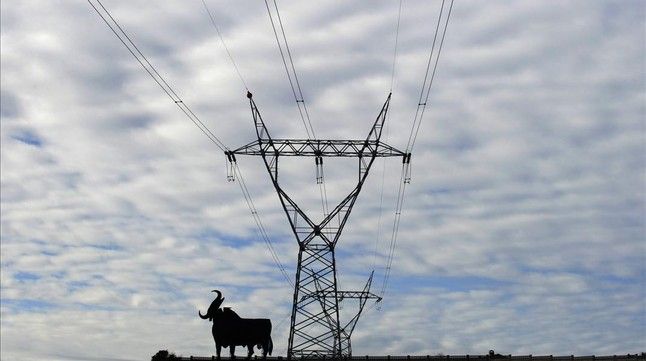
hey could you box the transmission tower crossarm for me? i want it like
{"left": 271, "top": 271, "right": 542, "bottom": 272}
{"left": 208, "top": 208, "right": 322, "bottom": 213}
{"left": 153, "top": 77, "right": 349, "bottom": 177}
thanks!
{"left": 338, "top": 271, "right": 379, "bottom": 356}
{"left": 231, "top": 138, "right": 406, "bottom": 158}
{"left": 234, "top": 91, "right": 406, "bottom": 160}
{"left": 301, "top": 290, "right": 381, "bottom": 302}
{"left": 343, "top": 271, "right": 377, "bottom": 327}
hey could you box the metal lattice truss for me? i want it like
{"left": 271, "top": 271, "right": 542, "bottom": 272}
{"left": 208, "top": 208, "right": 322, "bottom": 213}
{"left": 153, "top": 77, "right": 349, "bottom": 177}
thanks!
{"left": 232, "top": 139, "right": 406, "bottom": 158}
{"left": 230, "top": 92, "right": 407, "bottom": 358}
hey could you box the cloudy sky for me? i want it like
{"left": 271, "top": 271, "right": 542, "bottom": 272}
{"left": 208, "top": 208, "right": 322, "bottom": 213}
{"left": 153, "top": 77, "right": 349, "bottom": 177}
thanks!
{"left": 1, "top": 1, "right": 645, "bottom": 360}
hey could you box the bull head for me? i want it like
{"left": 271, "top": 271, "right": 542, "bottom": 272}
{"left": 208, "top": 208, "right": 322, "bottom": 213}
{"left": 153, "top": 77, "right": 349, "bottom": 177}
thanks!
{"left": 199, "top": 290, "right": 224, "bottom": 321}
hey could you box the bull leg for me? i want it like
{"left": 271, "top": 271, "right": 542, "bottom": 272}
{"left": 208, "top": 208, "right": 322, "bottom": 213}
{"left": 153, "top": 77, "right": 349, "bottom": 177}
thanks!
{"left": 247, "top": 344, "right": 254, "bottom": 359}
{"left": 262, "top": 342, "right": 268, "bottom": 358}
{"left": 215, "top": 343, "right": 221, "bottom": 360}
{"left": 230, "top": 345, "right": 236, "bottom": 359}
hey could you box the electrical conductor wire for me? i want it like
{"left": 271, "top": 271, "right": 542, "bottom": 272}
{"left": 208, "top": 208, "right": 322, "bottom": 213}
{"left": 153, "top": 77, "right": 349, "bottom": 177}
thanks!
{"left": 201, "top": 0, "right": 249, "bottom": 91}
{"left": 88, "top": 0, "right": 228, "bottom": 152}
{"left": 409, "top": 0, "right": 454, "bottom": 151}
{"left": 264, "top": 0, "right": 315, "bottom": 139}
{"left": 88, "top": 0, "right": 293, "bottom": 288}
{"left": 380, "top": 0, "right": 454, "bottom": 298}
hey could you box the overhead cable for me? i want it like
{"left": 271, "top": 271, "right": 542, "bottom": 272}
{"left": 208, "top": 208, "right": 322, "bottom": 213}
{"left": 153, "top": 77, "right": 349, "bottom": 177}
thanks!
{"left": 201, "top": 0, "right": 249, "bottom": 91}
{"left": 264, "top": 0, "right": 331, "bottom": 224}
{"left": 381, "top": 0, "right": 454, "bottom": 298}
{"left": 89, "top": 0, "right": 293, "bottom": 288}
{"left": 405, "top": 0, "right": 454, "bottom": 153}
{"left": 264, "top": 0, "right": 316, "bottom": 139}
{"left": 389, "top": 0, "right": 404, "bottom": 92}
{"left": 200, "top": 1, "right": 293, "bottom": 288}
{"left": 374, "top": 0, "right": 404, "bottom": 272}
{"left": 234, "top": 164, "right": 294, "bottom": 287}
{"left": 409, "top": 0, "right": 454, "bottom": 151}
{"left": 379, "top": 163, "right": 409, "bottom": 298}
{"left": 87, "top": 0, "right": 229, "bottom": 152}
{"left": 272, "top": 0, "right": 315, "bottom": 137}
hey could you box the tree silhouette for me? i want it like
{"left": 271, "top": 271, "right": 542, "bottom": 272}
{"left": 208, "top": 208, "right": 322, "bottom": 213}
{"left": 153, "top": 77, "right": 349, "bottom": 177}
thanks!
{"left": 151, "top": 350, "right": 178, "bottom": 361}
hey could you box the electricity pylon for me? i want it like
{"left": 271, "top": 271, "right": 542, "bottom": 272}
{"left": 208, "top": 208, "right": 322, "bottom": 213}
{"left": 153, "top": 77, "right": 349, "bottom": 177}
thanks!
{"left": 228, "top": 92, "right": 409, "bottom": 358}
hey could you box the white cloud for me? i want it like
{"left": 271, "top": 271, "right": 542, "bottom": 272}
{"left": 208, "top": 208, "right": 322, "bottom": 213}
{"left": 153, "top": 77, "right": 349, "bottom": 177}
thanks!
{"left": 1, "top": 0, "right": 644, "bottom": 360}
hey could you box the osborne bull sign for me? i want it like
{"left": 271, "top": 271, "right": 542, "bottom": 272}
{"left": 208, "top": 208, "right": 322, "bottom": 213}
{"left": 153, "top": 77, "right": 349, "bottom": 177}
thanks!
{"left": 199, "top": 290, "right": 273, "bottom": 359}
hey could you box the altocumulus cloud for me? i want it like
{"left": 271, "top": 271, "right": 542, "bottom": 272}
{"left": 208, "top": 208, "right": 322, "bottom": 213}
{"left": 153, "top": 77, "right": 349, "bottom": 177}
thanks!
{"left": 1, "top": 1, "right": 644, "bottom": 360}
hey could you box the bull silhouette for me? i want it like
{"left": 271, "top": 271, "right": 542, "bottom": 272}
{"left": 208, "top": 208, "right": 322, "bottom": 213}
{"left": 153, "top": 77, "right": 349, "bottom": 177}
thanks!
{"left": 199, "top": 290, "right": 273, "bottom": 359}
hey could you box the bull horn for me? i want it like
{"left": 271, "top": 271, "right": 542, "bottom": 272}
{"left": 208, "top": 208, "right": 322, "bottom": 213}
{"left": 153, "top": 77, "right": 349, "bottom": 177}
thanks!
{"left": 211, "top": 289, "right": 224, "bottom": 309}
{"left": 198, "top": 290, "right": 224, "bottom": 320}
{"left": 212, "top": 289, "right": 222, "bottom": 300}
{"left": 198, "top": 309, "right": 209, "bottom": 319}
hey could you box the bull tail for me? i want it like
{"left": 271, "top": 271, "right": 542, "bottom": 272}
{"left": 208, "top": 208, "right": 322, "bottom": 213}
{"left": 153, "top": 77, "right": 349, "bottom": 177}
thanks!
{"left": 268, "top": 336, "right": 273, "bottom": 356}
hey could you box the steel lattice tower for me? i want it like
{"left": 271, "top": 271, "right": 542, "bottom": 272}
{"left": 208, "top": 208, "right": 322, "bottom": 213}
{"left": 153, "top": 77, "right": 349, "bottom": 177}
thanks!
{"left": 229, "top": 92, "right": 408, "bottom": 358}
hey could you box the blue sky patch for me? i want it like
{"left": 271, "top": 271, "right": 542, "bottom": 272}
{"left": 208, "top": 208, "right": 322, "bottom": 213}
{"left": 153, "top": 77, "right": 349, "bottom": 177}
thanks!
{"left": 385, "top": 274, "right": 510, "bottom": 293}
{"left": 14, "top": 271, "right": 41, "bottom": 282}
{"left": 11, "top": 130, "right": 43, "bottom": 147}
{"left": 193, "top": 228, "right": 259, "bottom": 247}
{"left": 2, "top": 298, "right": 55, "bottom": 311}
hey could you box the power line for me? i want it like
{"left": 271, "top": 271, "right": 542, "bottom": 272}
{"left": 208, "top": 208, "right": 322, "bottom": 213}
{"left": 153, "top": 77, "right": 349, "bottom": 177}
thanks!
{"left": 199, "top": 1, "right": 294, "bottom": 289}
{"left": 389, "top": 0, "right": 404, "bottom": 92}
{"left": 379, "top": 163, "right": 409, "bottom": 298}
{"left": 380, "top": 0, "right": 454, "bottom": 298}
{"left": 87, "top": 0, "right": 229, "bottom": 152}
{"left": 264, "top": 0, "right": 316, "bottom": 139}
{"left": 404, "top": 0, "right": 445, "bottom": 152}
{"left": 264, "top": 0, "right": 331, "bottom": 225}
{"left": 201, "top": 0, "right": 249, "bottom": 91}
{"left": 405, "top": 0, "right": 454, "bottom": 153}
{"left": 234, "top": 164, "right": 294, "bottom": 287}
{"left": 89, "top": 0, "right": 293, "bottom": 288}
{"left": 410, "top": 0, "right": 454, "bottom": 151}
{"left": 374, "top": 0, "right": 404, "bottom": 272}
{"left": 272, "top": 0, "right": 316, "bottom": 138}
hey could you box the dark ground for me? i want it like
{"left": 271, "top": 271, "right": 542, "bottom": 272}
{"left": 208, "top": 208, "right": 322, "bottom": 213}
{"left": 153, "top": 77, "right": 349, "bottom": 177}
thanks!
{"left": 152, "top": 351, "right": 646, "bottom": 361}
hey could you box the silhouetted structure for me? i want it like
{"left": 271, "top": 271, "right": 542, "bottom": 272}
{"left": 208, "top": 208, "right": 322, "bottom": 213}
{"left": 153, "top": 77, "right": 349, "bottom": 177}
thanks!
{"left": 227, "top": 92, "right": 405, "bottom": 358}
{"left": 153, "top": 353, "right": 646, "bottom": 361}
{"left": 151, "top": 350, "right": 178, "bottom": 360}
{"left": 199, "top": 290, "right": 273, "bottom": 359}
